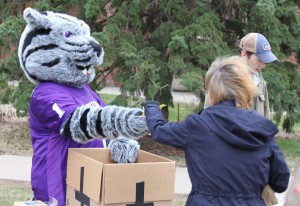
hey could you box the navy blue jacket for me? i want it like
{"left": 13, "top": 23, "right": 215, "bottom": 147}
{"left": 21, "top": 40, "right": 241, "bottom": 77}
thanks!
{"left": 145, "top": 100, "right": 290, "bottom": 206}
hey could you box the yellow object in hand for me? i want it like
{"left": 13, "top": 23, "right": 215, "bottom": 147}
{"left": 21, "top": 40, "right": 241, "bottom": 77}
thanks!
{"left": 142, "top": 104, "right": 166, "bottom": 116}
{"left": 160, "top": 104, "right": 167, "bottom": 109}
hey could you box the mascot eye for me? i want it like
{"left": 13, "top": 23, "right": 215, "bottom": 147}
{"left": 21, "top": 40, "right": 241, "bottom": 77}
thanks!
{"left": 64, "top": 31, "right": 72, "bottom": 38}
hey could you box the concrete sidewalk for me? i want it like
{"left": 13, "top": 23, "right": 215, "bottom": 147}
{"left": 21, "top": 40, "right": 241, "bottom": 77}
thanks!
{"left": 0, "top": 155, "right": 290, "bottom": 205}
{"left": 99, "top": 87, "right": 200, "bottom": 105}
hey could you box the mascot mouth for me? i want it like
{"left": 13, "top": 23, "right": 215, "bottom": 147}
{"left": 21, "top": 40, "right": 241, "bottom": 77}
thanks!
{"left": 77, "top": 65, "right": 93, "bottom": 76}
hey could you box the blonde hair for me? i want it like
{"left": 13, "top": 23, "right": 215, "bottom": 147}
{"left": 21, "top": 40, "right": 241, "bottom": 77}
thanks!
{"left": 205, "top": 56, "right": 257, "bottom": 109}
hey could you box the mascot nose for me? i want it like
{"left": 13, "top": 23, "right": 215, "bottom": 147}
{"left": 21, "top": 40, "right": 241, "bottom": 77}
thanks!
{"left": 89, "top": 40, "right": 103, "bottom": 57}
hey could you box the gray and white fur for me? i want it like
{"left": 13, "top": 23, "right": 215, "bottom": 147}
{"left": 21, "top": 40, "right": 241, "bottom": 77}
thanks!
{"left": 108, "top": 137, "right": 140, "bottom": 163}
{"left": 61, "top": 105, "right": 149, "bottom": 143}
{"left": 18, "top": 8, "right": 149, "bottom": 163}
{"left": 18, "top": 8, "right": 104, "bottom": 87}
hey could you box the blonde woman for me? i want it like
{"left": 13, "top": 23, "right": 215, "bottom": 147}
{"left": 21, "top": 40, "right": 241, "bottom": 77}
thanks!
{"left": 142, "top": 56, "right": 290, "bottom": 206}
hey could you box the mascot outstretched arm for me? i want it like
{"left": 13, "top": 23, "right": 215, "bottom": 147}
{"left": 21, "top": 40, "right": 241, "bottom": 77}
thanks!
{"left": 61, "top": 105, "right": 148, "bottom": 142}
{"left": 18, "top": 8, "right": 148, "bottom": 205}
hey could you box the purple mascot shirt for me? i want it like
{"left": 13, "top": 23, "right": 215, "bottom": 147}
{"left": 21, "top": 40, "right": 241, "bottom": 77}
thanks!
{"left": 29, "top": 82, "right": 105, "bottom": 205}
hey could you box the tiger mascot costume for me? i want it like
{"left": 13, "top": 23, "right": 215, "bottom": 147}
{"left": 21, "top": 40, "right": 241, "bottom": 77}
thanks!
{"left": 18, "top": 7, "right": 149, "bottom": 205}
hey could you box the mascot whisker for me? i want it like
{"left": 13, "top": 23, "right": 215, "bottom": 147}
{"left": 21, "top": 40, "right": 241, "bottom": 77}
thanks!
{"left": 18, "top": 7, "right": 149, "bottom": 205}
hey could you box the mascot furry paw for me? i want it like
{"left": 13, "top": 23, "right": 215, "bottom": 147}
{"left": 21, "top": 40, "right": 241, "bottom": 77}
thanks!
{"left": 18, "top": 7, "right": 148, "bottom": 205}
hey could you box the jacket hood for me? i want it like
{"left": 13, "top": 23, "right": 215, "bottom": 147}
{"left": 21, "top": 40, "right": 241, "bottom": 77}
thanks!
{"left": 202, "top": 100, "right": 278, "bottom": 150}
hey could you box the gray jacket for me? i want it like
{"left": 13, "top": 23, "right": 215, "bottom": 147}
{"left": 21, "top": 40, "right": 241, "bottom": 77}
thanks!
{"left": 252, "top": 72, "right": 270, "bottom": 119}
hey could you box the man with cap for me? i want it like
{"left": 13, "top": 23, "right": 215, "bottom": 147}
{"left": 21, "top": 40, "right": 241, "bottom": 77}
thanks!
{"left": 239, "top": 32, "right": 277, "bottom": 119}
{"left": 204, "top": 32, "right": 277, "bottom": 119}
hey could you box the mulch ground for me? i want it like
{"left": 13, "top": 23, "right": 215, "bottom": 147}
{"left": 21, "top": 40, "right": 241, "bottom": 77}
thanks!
{"left": 0, "top": 118, "right": 185, "bottom": 157}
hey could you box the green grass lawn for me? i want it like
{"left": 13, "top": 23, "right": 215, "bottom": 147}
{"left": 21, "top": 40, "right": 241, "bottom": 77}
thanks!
{"left": 0, "top": 180, "right": 33, "bottom": 206}
{"left": 292, "top": 122, "right": 300, "bottom": 132}
{"left": 98, "top": 93, "right": 197, "bottom": 122}
{"left": 168, "top": 102, "right": 198, "bottom": 122}
{"left": 277, "top": 139, "right": 300, "bottom": 175}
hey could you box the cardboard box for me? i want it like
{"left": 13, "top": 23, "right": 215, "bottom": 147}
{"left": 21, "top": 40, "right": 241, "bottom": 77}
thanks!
{"left": 13, "top": 200, "right": 47, "bottom": 206}
{"left": 66, "top": 148, "right": 175, "bottom": 206}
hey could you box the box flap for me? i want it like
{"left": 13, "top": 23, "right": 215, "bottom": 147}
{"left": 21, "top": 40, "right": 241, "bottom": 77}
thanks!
{"left": 67, "top": 148, "right": 106, "bottom": 203}
{"left": 103, "top": 151, "right": 175, "bottom": 204}
{"left": 136, "top": 150, "right": 174, "bottom": 163}
{"left": 69, "top": 148, "right": 114, "bottom": 163}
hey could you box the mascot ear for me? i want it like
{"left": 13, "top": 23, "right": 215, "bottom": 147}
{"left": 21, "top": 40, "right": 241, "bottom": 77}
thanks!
{"left": 23, "top": 7, "right": 52, "bottom": 29}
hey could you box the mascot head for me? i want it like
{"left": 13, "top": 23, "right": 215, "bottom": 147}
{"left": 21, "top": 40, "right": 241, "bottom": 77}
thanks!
{"left": 18, "top": 8, "right": 104, "bottom": 87}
